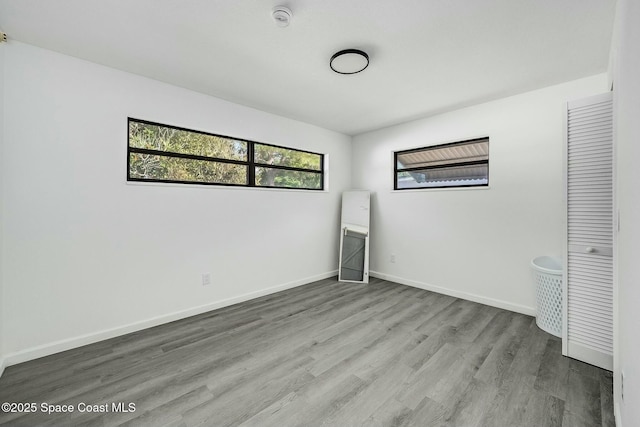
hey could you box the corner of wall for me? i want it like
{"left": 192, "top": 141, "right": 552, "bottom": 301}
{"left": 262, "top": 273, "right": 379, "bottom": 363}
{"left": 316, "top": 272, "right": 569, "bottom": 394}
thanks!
{"left": 347, "top": 133, "right": 356, "bottom": 190}
{"left": 0, "top": 37, "right": 6, "bottom": 378}
{"left": 608, "top": 7, "right": 619, "bottom": 91}
{"left": 615, "top": 401, "right": 623, "bottom": 427}
{"left": 613, "top": 0, "right": 640, "bottom": 425}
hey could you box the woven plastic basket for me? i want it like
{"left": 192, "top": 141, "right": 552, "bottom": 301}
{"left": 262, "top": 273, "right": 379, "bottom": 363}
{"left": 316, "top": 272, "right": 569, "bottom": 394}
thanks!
{"left": 531, "top": 256, "right": 563, "bottom": 338}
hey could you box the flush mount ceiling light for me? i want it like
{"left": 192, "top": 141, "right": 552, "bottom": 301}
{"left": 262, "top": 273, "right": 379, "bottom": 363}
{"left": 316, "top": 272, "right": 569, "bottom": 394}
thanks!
{"left": 330, "top": 49, "right": 369, "bottom": 75}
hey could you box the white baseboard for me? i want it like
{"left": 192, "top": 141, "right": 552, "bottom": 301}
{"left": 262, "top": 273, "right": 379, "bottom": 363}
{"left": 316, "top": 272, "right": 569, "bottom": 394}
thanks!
{"left": 3, "top": 270, "right": 337, "bottom": 369}
{"left": 370, "top": 271, "right": 536, "bottom": 316}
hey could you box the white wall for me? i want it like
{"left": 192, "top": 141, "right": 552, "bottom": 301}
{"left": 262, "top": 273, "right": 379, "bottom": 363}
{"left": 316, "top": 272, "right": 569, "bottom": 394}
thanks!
{"left": 1, "top": 42, "right": 351, "bottom": 363}
{"left": 0, "top": 41, "right": 5, "bottom": 375}
{"left": 352, "top": 75, "right": 608, "bottom": 314}
{"left": 613, "top": 0, "right": 640, "bottom": 424}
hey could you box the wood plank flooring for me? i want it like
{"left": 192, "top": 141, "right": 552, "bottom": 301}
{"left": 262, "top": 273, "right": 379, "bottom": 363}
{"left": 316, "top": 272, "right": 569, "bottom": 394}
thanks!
{"left": 0, "top": 277, "right": 615, "bottom": 427}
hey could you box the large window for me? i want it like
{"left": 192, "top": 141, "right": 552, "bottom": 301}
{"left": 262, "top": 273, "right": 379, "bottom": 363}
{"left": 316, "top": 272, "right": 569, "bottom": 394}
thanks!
{"left": 394, "top": 137, "right": 489, "bottom": 190}
{"left": 128, "top": 118, "right": 324, "bottom": 190}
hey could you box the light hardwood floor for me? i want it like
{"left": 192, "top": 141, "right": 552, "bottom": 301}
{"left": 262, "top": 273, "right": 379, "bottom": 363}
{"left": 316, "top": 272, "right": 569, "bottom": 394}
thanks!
{"left": 0, "top": 277, "right": 615, "bottom": 427}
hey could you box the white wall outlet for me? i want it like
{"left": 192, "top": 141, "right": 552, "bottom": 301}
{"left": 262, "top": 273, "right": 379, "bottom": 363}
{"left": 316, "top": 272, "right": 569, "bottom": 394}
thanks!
{"left": 390, "top": 253, "right": 396, "bottom": 263}
{"left": 202, "top": 273, "right": 211, "bottom": 286}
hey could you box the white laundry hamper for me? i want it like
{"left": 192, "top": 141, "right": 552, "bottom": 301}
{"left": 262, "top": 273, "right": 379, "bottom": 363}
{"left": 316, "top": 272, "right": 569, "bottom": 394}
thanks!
{"left": 531, "top": 256, "right": 563, "bottom": 338}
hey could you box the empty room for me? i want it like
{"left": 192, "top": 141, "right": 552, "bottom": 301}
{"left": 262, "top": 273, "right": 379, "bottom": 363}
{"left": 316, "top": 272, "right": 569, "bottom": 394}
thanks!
{"left": 0, "top": 0, "right": 638, "bottom": 426}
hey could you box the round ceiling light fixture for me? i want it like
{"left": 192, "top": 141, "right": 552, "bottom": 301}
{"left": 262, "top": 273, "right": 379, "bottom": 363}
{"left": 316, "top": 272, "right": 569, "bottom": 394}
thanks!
{"left": 272, "top": 6, "right": 292, "bottom": 27}
{"left": 330, "top": 49, "right": 369, "bottom": 75}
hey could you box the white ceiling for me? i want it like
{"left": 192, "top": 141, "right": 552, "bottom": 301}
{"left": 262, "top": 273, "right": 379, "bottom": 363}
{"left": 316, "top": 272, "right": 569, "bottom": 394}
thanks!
{"left": 0, "top": 0, "right": 616, "bottom": 135}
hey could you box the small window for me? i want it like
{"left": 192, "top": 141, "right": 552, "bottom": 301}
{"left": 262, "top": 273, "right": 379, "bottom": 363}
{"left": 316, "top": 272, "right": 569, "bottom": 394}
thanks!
{"left": 394, "top": 137, "right": 489, "bottom": 190}
{"left": 128, "top": 118, "right": 324, "bottom": 190}
{"left": 253, "top": 143, "right": 323, "bottom": 190}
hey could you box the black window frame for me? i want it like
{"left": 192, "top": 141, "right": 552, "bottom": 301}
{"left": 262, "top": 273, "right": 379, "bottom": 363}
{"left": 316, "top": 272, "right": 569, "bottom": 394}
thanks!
{"left": 127, "top": 118, "right": 325, "bottom": 191}
{"left": 393, "top": 137, "right": 490, "bottom": 190}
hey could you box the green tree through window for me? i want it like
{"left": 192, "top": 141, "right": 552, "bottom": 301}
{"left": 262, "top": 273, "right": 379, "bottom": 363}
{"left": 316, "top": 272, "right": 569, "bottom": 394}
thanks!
{"left": 127, "top": 119, "right": 324, "bottom": 190}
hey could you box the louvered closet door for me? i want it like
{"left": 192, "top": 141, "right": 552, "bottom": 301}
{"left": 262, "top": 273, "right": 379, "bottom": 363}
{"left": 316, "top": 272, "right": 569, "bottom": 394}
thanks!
{"left": 564, "top": 92, "right": 613, "bottom": 370}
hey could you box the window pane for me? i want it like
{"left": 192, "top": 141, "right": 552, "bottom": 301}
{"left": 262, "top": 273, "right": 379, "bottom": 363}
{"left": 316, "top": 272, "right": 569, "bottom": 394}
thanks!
{"left": 129, "top": 153, "right": 247, "bottom": 185}
{"left": 255, "top": 167, "right": 322, "bottom": 189}
{"left": 254, "top": 144, "right": 321, "bottom": 171}
{"left": 129, "top": 120, "right": 247, "bottom": 161}
{"left": 396, "top": 139, "right": 488, "bottom": 170}
{"left": 396, "top": 163, "right": 488, "bottom": 189}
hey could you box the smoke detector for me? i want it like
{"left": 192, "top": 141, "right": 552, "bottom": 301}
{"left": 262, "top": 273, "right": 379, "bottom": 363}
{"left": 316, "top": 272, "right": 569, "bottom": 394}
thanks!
{"left": 272, "top": 6, "right": 292, "bottom": 27}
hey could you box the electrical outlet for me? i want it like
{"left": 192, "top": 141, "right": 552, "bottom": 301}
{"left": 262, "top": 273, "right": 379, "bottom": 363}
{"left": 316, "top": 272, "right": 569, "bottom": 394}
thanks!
{"left": 621, "top": 371, "right": 625, "bottom": 401}
{"left": 202, "top": 273, "right": 211, "bottom": 286}
{"left": 390, "top": 254, "right": 396, "bottom": 264}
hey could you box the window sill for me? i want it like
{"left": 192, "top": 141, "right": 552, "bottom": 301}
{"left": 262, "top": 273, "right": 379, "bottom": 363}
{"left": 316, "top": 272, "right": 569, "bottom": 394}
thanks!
{"left": 125, "top": 180, "right": 329, "bottom": 193}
